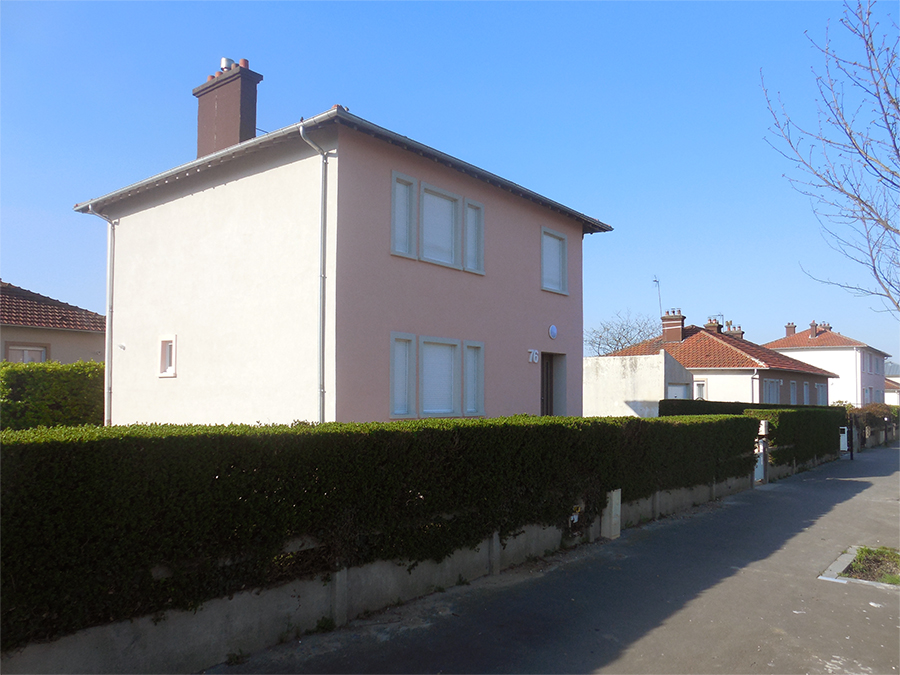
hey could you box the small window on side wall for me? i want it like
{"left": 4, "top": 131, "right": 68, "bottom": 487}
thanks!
{"left": 541, "top": 227, "right": 568, "bottom": 294}
{"left": 159, "top": 335, "right": 177, "bottom": 378}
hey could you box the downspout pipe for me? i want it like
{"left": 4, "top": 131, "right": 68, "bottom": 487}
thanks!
{"left": 299, "top": 124, "right": 328, "bottom": 424}
{"left": 86, "top": 204, "right": 116, "bottom": 425}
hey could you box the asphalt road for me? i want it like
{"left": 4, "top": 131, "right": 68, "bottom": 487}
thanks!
{"left": 205, "top": 443, "right": 899, "bottom": 674}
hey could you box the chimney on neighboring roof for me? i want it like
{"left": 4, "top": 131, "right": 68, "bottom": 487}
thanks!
{"left": 724, "top": 321, "right": 744, "bottom": 340}
{"left": 704, "top": 317, "right": 723, "bottom": 334}
{"left": 822, "top": 322, "right": 832, "bottom": 331}
{"left": 785, "top": 322, "right": 796, "bottom": 337}
{"left": 809, "top": 321, "right": 818, "bottom": 338}
{"left": 192, "top": 58, "right": 263, "bottom": 158}
{"left": 661, "top": 308, "right": 685, "bottom": 343}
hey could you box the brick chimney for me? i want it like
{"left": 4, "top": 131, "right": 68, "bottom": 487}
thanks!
{"left": 704, "top": 318, "right": 723, "bottom": 334}
{"left": 809, "top": 321, "right": 818, "bottom": 338}
{"left": 192, "top": 58, "right": 264, "bottom": 158}
{"left": 785, "top": 322, "right": 796, "bottom": 337}
{"left": 724, "top": 321, "right": 744, "bottom": 340}
{"left": 661, "top": 309, "right": 685, "bottom": 343}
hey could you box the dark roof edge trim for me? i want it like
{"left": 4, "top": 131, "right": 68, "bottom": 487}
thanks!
{"left": 74, "top": 108, "right": 612, "bottom": 235}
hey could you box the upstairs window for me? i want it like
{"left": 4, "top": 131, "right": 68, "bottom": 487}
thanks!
{"left": 390, "top": 172, "right": 483, "bottom": 274}
{"left": 541, "top": 227, "right": 568, "bottom": 294}
{"left": 391, "top": 172, "right": 417, "bottom": 258}
{"left": 420, "top": 184, "right": 461, "bottom": 268}
{"left": 464, "top": 200, "right": 485, "bottom": 274}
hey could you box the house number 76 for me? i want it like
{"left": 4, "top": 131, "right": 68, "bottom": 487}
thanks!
{"left": 527, "top": 349, "right": 540, "bottom": 363}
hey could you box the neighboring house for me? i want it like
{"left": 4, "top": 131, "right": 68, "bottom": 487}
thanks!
{"left": 0, "top": 280, "right": 105, "bottom": 363}
{"left": 74, "top": 59, "right": 611, "bottom": 426}
{"left": 885, "top": 378, "right": 899, "bottom": 407}
{"left": 584, "top": 311, "right": 837, "bottom": 417}
{"left": 762, "top": 322, "right": 891, "bottom": 407}
{"left": 882, "top": 361, "right": 899, "bottom": 406}
{"left": 583, "top": 350, "right": 693, "bottom": 418}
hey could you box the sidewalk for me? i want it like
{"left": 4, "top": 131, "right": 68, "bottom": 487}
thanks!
{"left": 205, "top": 444, "right": 899, "bottom": 674}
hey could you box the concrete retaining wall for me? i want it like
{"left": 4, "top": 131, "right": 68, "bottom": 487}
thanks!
{"left": 2, "top": 471, "right": 759, "bottom": 675}
{"left": 1, "top": 523, "right": 573, "bottom": 674}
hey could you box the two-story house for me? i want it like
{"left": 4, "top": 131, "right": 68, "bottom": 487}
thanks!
{"left": 763, "top": 322, "right": 891, "bottom": 406}
{"left": 75, "top": 59, "right": 611, "bottom": 425}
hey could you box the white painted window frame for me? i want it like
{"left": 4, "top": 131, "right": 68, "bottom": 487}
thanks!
{"left": 159, "top": 335, "right": 177, "bottom": 378}
{"left": 541, "top": 227, "right": 568, "bottom": 295}
{"left": 790, "top": 381, "right": 797, "bottom": 405}
{"left": 693, "top": 380, "right": 706, "bottom": 400}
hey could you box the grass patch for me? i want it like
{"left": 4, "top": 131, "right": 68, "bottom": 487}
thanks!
{"left": 841, "top": 546, "right": 900, "bottom": 585}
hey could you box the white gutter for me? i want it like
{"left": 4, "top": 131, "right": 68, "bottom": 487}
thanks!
{"left": 87, "top": 205, "right": 116, "bottom": 426}
{"left": 299, "top": 125, "right": 329, "bottom": 424}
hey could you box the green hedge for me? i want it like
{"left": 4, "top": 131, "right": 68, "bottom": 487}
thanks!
{"left": 743, "top": 407, "right": 845, "bottom": 465}
{"left": 0, "top": 361, "right": 104, "bottom": 430}
{"left": 0, "top": 414, "right": 757, "bottom": 651}
{"left": 658, "top": 399, "right": 829, "bottom": 417}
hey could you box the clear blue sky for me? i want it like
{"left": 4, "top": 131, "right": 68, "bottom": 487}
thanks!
{"left": 2, "top": 1, "right": 897, "bottom": 357}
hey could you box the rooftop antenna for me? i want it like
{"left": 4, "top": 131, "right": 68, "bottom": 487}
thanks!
{"left": 653, "top": 276, "right": 662, "bottom": 316}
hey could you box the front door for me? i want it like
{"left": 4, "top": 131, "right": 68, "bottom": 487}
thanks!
{"left": 541, "top": 353, "right": 554, "bottom": 416}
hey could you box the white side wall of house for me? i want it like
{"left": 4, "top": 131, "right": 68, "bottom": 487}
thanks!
{"left": 770, "top": 347, "right": 872, "bottom": 406}
{"left": 583, "top": 352, "right": 692, "bottom": 418}
{"left": 103, "top": 139, "right": 336, "bottom": 425}
{"left": 689, "top": 369, "right": 758, "bottom": 404}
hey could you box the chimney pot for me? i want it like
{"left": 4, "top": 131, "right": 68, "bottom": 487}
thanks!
{"left": 239, "top": 58, "right": 249, "bottom": 68}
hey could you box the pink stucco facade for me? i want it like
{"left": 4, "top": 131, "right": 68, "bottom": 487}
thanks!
{"left": 78, "top": 109, "right": 603, "bottom": 425}
{"left": 333, "top": 128, "right": 585, "bottom": 421}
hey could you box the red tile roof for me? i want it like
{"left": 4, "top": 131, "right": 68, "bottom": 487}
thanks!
{"left": 762, "top": 325, "right": 872, "bottom": 350}
{"left": 1, "top": 281, "right": 105, "bottom": 332}
{"left": 886, "top": 378, "right": 900, "bottom": 392}
{"left": 611, "top": 325, "right": 837, "bottom": 377}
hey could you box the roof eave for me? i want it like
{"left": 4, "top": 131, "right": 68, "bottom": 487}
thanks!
{"left": 74, "top": 108, "right": 612, "bottom": 236}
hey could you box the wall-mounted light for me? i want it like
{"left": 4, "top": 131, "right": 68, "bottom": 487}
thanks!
{"left": 549, "top": 325, "right": 558, "bottom": 339}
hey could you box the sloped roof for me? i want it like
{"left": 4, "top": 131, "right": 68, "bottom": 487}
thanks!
{"left": 0, "top": 281, "right": 105, "bottom": 332}
{"left": 763, "top": 325, "right": 891, "bottom": 357}
{"left": 611, "top": 325, "right": 838, "bottom": 378}
{"left": 74, "top": 106, "right": 612, "bottom": 236}
{"left": 886, "top": 378, "right": 900, "bottom": 392}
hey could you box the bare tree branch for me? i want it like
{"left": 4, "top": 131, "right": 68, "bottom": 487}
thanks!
{"left": 763, "top": 0, "right": 899, "bottom": 315}
{"left": 584, "top": 310, "right": 660, "bottom": 356}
